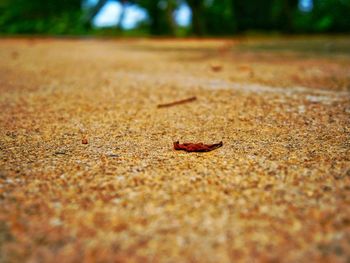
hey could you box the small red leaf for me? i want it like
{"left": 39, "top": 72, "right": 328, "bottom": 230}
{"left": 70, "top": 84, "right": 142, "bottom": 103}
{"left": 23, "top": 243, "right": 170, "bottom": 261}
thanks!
{"left": 174, "top": 141, "right": 223, "bottom": 152}
{"left": 211, "top": 64, "right": 222, "bottom": 72}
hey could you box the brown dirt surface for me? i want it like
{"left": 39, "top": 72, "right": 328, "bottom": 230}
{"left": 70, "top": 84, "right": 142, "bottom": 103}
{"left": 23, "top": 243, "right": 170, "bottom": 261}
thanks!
{"left": 0, "top": 37, "right": 350, "bottom": 263}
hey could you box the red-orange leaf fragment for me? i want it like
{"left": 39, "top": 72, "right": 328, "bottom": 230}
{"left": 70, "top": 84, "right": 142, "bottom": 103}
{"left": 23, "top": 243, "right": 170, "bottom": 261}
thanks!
{"left": 211, "top": 64, "right": 222, "bottom": 72}
{"left": 174, "top": 141, "right": 223, "bottom": 152}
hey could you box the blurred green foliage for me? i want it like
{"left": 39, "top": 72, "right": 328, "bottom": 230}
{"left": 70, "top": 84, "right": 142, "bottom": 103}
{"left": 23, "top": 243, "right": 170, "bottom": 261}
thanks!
{"left": 294, "top": 0, "right": 350, "bottom": 33}
{"left": 137, "top": 0, "right": 178, "bottom": 35}
{"left": 0, "top": 0, "right": 349, "bottom": 36}
{"left": 202, "top": 0, "right": 236, "bottom": 35}
{"left": 0, "top": 0, "right": 85, "bottom": 34}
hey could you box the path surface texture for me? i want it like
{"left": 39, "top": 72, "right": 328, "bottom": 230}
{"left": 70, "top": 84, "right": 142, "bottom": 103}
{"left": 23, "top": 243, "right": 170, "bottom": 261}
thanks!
{"left": 0, "top": 37, "right": 350, "bottom": 262}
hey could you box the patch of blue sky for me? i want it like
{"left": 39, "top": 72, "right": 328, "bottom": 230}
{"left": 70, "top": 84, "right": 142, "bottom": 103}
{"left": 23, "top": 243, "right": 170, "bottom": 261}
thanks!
{"left": 175, "top": 3, "right": 191, "bottom": 27}
{"left": 122, "top": 5, "right": 148, "bottom": 29}
{"left": 93, "top": 1, "right": 122, "bottom": 27}
{"left": 92, "top": 0, "right": 191, "bottom": 29}
{"left": 299, "top": 0, "right": 313, "bottom": 12}
{"left": 86, "top": 0, "right": 313, "bottom": 28}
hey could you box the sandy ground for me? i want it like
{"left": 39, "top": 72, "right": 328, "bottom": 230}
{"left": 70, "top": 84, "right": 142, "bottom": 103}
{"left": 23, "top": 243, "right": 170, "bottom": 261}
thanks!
{"left": 0, "top": 37, "right": 349, "bottom": 262}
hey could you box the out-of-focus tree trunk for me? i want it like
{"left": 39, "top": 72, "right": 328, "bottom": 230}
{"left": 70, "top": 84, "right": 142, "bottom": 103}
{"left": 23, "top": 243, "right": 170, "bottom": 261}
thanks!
{"left": 116, "top": 1, "right": 126, "bottom": 30}
{"left": 166, "top": 0, "right": 177, "bottom": 35}
{"left": 148, "top": 0, "right": 161, "bottom": 34}
{"left": 186, "top": 0, "right": 205, "bottom": 36}
{"left": 231, "top": 0, "right": 271, "bottom": 32}
{"left": 138, "top": 0, "right": 176, "bottom": 35}
{"left": 281, "top": 0, "right": 298, "bottom": 32}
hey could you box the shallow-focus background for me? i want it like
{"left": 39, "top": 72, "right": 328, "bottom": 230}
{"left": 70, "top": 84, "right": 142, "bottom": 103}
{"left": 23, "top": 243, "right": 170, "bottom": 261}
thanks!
{"left": 0, "top": 0, "right": 349, "bottom": 36}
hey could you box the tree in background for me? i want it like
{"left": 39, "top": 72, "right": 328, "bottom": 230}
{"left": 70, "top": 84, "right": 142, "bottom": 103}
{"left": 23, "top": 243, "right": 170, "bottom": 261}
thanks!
{"left": 185, "top": 0, "right": 206, "bottom": 35}
{"left": 292, "top": 0, "right": 350, "bottom": 33}
{"left": 137, "top": 0, "right": 178, "bottom": 35}
{"left": 0, "top": 0, "right": 83, "bottom": 34}
{"left": 271, "top": 0, "right": 299, "bottom": 32}
{"left": 232, "top": 0, "right": 286, "bottom": 32}
{"left": 84, "top": 0, "right": 178, "bottom": 35}
{"left": 204, "top": 0, "right": 236, "bottom": 35}
{"left": 0, "top": 0, "right": 349, "bottom": 35}
{"left": 311, "top": 0, "right": 350, "bottom": 32}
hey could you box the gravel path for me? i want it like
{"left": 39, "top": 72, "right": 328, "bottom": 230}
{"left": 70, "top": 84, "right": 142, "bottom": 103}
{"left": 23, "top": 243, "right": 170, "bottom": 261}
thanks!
{"left": 0, "top": 38, "right": 349, "bottom": 262}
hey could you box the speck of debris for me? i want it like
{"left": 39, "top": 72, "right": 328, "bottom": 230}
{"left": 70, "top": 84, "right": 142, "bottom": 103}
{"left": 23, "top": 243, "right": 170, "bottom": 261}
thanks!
{"left": 54, "top": 151, "right": 67, "bottom": 155}
{"left": 107, "top": 154, "right": 119, "bottom": 158}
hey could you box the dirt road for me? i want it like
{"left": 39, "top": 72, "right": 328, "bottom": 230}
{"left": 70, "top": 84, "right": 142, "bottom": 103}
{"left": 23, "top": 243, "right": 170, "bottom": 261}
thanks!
{"left": 0, "top": 37, "right": 349, "bottom": 262}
